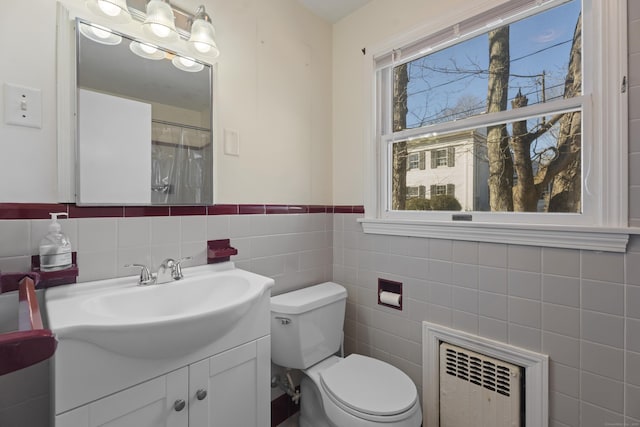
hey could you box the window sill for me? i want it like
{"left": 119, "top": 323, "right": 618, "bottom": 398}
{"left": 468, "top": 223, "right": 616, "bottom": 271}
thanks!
{"left": 358, "top": 218, "right": 633, "bottom": 252}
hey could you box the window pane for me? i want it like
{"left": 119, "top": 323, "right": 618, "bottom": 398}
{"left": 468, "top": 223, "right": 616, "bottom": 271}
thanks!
{"left": 391, "top": 111, "right": 582, "bottom": 213}
{"left": 393, "top": 0, "right": 581, "bottom": 131}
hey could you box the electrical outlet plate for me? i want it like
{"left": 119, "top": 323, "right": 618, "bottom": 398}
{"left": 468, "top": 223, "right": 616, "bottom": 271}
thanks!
{"left": 3, "top": 83, "right": 42, "bottom": 129}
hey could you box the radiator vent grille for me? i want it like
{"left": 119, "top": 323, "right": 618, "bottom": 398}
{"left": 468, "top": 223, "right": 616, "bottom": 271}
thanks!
{"left": 440, "top": 342, "right": 523, "bottom": 427}
{"left": 444, "top": 347, "right": 513, "bottom": 397}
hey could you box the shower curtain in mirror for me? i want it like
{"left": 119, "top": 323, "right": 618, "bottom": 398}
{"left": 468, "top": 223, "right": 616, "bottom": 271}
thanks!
{"left": 151, "top": 122, "right": 212, "bottom": 205}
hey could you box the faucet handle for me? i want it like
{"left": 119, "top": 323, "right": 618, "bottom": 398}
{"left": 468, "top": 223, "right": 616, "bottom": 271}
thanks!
{"left": 173, "top": 257, "right": 192, "bottom": 280}
{"left": 124, "top": 264, "right": 155, "bottom": 286}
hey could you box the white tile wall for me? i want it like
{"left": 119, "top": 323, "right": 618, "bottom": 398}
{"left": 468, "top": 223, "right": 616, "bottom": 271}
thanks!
{"left": 0, "top": 361, "right": 50, "bottom": 426}
{"left": 0, "top": 213, "right": 333, "bottom": 296}
{"left": 334, "top": 212, "right": 640, "bottom": 426}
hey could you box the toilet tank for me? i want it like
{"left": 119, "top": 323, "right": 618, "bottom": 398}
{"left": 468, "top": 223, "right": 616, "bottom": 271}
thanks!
{"left": 270, "top": 282, "right": 347, "bottom": 369}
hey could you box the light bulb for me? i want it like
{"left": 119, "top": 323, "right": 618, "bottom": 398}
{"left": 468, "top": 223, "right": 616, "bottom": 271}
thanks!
{"left": 140, "top": 43, "right": 158, "bottom": 54}
{"left": 150, "top": 23, "right": 171, "bottom": 38}
{"left": 193, "top": 41, "right": 211, "bottom": 53}
{"left": 179, "top": 57, "right": 196, "bottom": 67}
{"left": 97, "top": 0, "right": 121, "bottom": 17}
{"left": 91, "top": 25, "right": 113, "bottom": 39}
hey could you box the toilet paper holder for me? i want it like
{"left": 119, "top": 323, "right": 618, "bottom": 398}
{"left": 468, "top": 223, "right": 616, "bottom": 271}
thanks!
{"left": 378, "top": 278, "right": 402, "bottom": 311}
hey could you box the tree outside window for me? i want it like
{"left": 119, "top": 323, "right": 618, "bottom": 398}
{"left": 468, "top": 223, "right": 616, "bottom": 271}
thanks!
{"left": 390, "top": 0, "right": 582, "bottom": 213}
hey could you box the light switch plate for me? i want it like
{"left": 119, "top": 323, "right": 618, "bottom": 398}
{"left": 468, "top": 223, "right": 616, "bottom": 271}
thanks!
{"left": 223, "top": 128, "right": 240, "bottom": 156}
{"left": 4, "top": 83, "right": 42, "bottom": 128}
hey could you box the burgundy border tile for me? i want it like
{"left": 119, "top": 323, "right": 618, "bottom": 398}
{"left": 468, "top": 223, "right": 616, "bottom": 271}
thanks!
{"left": 170, "top": 206, "right": 207, "bottom": 216}
{"left": 308, "top": 205, "right": 328, "bottom": 213}
{"left": 270, "top": 393, "right": 299, "bottom": 427}
{"left": 124, "top": 206, "right": 170, "bottom": 217}
{"left": 239, "top": 204, "right": 266, "bottom": 215}
{"left": 208, "top": 204, "right": 238, "bottom": 215}
{"left": 68, "top": 205, "right": 124, "bottom": 218}
{"left": 288, "top": 205, "right": 309, "bottom": 214}
{"left": 266, "top": 205, "right": 289, "bottom": 214}
{"left": 0, "top": 203, "right": 69, "bottom": 220}
{"left": 333, "top": 205, "right": 354, "bottom": 213}
{"left": 0, "top": 203, "right": 363, "bottom": 220}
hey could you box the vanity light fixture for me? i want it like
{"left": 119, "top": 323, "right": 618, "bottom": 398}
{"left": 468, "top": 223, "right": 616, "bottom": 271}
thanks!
{"left": 171, "top": 55, "right": 205, "bottom": 73}
{"left": 188, "top": 5, "right": 220, "bottom": 58}
{"left": 142, "top": 0, "right": 179, "bottom": 42}
{"left": 129, "top": 40, "right": 165, "bottom": 60}
{"left": 86, "top": 0, "right": 132, "bottom": 23}
{"left": 79, "top": 22, "right": 123, "bottom": 45}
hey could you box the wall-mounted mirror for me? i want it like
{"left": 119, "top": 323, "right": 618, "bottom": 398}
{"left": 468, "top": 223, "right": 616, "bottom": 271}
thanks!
{"left": 58, "top": 6, "right": 214, "bottom": 206}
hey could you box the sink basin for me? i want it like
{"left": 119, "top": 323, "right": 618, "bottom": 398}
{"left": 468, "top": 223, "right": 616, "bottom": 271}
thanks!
{"left": 45, "top": 263, "right": 273, "bottom": 359}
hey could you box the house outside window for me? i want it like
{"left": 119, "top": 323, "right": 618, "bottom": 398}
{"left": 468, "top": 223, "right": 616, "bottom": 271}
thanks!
{"left": 361, "top": 0, "right": 629, "bottom": 251}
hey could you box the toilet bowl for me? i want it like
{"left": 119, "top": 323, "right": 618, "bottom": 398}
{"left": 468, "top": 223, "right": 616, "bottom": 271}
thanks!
{"left": 270, "top": 282, "right": 422, "bottom": 427}
{"left": 299, "top": 355, "right": 422, "bottom": 427}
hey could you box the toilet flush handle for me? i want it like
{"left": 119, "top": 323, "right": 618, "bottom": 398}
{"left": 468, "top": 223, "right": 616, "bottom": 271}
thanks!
{"left": 275, "top": 316, "right": 291, "bottom": 325}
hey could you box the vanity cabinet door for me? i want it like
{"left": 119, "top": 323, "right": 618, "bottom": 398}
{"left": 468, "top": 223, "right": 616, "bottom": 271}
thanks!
{"left": 189, "top": 337, "right": 270, "bottom": 427}
{"left": 55, "top": 367, "right": 188, "bottom": 427}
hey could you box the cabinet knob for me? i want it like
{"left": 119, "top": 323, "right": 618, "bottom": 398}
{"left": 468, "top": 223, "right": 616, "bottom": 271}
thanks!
{"left": 174, "top": 399, "right": 186, "bottom": 412}
{"left": 196, "top": 389, "right": 208, "bottom": 400}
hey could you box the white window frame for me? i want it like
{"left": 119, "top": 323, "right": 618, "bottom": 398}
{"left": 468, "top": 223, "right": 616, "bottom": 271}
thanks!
{"left": 360, "top": 0, "right": 631, "bottom": 252}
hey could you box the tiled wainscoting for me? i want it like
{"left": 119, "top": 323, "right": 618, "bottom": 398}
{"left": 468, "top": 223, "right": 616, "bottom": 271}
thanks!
{"left": 0, "top": 206, "right": 336, "bottom": 292}
{"left": 0, "top": 205, "right": 336, "bottom": 426}
{"left": 333, "top": 213, "right": 640, "bottom": 427}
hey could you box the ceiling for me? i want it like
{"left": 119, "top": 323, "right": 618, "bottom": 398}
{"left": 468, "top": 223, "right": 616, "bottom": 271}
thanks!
{"left": 298, "top": 0, "right": 372, "bottom": 23}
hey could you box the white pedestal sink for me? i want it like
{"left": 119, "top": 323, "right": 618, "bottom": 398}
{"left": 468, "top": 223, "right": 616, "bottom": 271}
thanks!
{"left": 46, "top": 262, "right": 274, "bottom": 424}
{"left": 47, "top": 263, "right": 270, "bottom": 359}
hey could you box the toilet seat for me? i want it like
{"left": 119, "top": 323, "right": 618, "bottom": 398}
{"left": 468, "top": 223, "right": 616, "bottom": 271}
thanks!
{"left": 318, "top": 354, "right": 419, "bottom": 423}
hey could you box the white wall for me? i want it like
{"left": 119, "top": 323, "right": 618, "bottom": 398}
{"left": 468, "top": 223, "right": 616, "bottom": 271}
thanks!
{"left": 0, "top": 0, "right": 333, "bottom": 205}
{"left": 0, "top": 1, "right": 58, "bottom": 202}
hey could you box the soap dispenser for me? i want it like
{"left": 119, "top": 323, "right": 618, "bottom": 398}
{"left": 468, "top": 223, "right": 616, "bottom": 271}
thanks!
{"left": 39, "top": 212, "right": 72, "bottom": 271}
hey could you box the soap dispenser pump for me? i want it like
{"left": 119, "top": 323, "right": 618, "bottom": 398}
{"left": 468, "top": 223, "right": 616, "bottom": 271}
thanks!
{"left": 39, "top": 212, "right": 72, "bottom": 271}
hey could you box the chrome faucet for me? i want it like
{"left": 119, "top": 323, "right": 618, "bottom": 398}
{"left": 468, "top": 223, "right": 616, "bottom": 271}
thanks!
{"left": 125, "top": 264, "right": 156, "bottom": 286}
{"left": 156, "top": 257, "right": 192, "bottom": 284}
{"left": 126, "top": 257, "right": 192, "bottom": 286}
{"left": 156, "top": 258, "right": 176, "bottom": 284}
{"left": 172, "top": 256, "right": 191, "bottom": 280}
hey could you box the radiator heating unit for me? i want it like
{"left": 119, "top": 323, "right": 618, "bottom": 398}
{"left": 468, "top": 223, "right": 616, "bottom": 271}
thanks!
{"left": 439, "top": 342, "right": 524, "bottom": 427}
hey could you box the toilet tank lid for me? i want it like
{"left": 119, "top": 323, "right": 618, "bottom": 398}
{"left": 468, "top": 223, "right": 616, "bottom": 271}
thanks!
{"left": 271, "top": 282, "right": 347, "bottom": 314}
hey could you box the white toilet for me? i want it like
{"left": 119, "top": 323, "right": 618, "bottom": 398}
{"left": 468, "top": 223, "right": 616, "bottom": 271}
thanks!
{"left": 270, "top": 282, "right": 422, "bottom": 427}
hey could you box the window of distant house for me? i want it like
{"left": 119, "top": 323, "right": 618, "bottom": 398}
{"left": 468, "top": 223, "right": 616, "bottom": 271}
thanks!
{"left": 432, "top": 148, "right": 454, "bottom": 168}
{"left": 408, "top": 153, "right": 420, "bottom": 170}
{"left": 369, "top": 0, "right": 627, "bottom": 232}
{"left": 433, "top": 185, "right": 447, "bottom": 196}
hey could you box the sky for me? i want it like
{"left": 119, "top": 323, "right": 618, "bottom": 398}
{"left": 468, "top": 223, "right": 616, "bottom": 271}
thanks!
{"left": 401, "top": 0, "right": 582, "bottom": 130}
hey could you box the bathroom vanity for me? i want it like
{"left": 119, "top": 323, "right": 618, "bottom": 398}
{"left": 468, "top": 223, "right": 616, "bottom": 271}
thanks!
{"left": 45, "top": 263, "right": 273, "bottom": 427}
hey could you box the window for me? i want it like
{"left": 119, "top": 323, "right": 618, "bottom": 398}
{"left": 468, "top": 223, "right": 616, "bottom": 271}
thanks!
{"left": 407, "top": 185, "right": 426, "bottom": 198}
{"left": 432, "top": 185, "right": 449, "bottom": 196}
{"left": 408, "top": 153, "right": 420, "bottom": 169}
{"left": 361, "top": 0, "right": 629, "bottom": 251}
{"left": 432, "top": 149, "right": 450, "bottom": 168}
